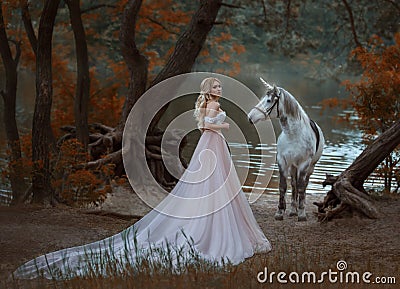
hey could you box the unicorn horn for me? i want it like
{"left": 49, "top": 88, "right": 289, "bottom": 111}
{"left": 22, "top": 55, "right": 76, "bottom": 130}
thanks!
{"left": 259, "top": 77, "right": 273, "bottom": 90}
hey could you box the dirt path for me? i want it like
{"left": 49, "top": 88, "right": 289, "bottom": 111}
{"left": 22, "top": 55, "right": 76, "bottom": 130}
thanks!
{"left": 0, "top": 192, "right": 399, "bottom": 287}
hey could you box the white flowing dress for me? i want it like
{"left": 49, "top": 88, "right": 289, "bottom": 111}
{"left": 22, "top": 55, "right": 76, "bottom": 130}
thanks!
{"left": 13, "top": 111, "right": 271, "bottom": 279}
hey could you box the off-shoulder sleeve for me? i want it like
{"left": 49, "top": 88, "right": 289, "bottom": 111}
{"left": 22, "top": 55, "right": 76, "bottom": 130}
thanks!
{"left": 204, "top": 116, "right": 216, "bottom": 124}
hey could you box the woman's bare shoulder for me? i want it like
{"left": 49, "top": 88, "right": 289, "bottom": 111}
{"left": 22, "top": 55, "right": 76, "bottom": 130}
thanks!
{"left": 207, "top": 101, "right": 220, "bottom": 110}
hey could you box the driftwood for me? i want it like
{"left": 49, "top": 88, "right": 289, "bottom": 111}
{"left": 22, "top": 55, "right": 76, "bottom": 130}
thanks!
{"left": 314, "top": 119, "right": 400, "bottom": 221}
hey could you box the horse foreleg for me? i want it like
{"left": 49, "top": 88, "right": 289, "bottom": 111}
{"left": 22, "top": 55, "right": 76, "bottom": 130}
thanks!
{"left": 289, "top": 166, "right": 298, "bottom": 217}
{"left": 275, "top": 169, "right": 287, "bottom": 221}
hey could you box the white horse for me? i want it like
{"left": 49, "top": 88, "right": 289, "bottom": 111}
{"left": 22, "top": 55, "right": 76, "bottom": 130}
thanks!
{"left": 248, "top": 78, "right": 324, "bottom": 221}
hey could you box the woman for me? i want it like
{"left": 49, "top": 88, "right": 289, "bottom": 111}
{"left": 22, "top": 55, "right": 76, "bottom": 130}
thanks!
{"left": 12, "top": 77, "right": 271, "bottom": 280}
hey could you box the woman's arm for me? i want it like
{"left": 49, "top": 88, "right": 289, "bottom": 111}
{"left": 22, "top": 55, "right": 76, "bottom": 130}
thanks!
{"left": 204, "top": 122, "right": 229, "bottom": 130}
{"left": 203, "top": 101, "right": 229, "bottom": 130}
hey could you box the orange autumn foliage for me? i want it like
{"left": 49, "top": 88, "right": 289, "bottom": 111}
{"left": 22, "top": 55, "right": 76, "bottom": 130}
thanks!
{"left": 321, "top": 33, "right": 400, "bottom": 191}
{"left": 88, "top": 65, "right": 126, "bottom": 126}
{"left": 0, "top": 136, "right": 32, "bottom": 189}
{"left": 321, "top": 33, "right": 400, "bottom": 135}
{"left": 344, "top": 34, "right": 400, "bottom": 139}
{"left": 52, "top": 139, "right": 113, "bottom": 205}
{"left": 232, "top": 43, "right": 246, "bottom": 55}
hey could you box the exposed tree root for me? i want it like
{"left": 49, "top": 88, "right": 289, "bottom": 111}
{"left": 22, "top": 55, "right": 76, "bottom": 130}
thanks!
{"left": 314, "top": 120, "right": 400, "bottom": 221}
{"left": 315, "top": 174, "right": 378, "bottom": 221}
{"left": 58, "top": 123, "right": 187, "bottom": 191}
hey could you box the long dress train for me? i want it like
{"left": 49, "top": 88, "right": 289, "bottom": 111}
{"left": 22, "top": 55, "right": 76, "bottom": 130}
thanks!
{"left": 13, "top": 111, "right": 271, "bottom": 280}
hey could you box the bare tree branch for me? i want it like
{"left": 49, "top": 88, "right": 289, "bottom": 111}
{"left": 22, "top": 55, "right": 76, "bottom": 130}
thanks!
{"left": 285, "top": 0, "right": 291, "bottom": 34}
{"left": 81, "top": 4, "right": 116, "bottom": 14}
{"left": 145, "top": 16, "right": 179, "bottom": 35}
{"left": 221, "top": 2, "right": 244, "bottom": 9}
{"left": 260, "top": 0, "right": 267, "bottom": 22}
{"left": 341, "top": 0, "right": 362, "bottom": 48}
{"left": 383, "top": 0, "right": 400, "bottom": 12}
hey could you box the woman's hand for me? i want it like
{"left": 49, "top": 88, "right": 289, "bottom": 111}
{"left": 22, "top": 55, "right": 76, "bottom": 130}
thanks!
{"left": 222, "top": 122, "right": 230, "bottom": 130}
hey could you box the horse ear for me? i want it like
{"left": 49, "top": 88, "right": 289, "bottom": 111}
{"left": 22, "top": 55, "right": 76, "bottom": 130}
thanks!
{"left": 259, "top": 77, "right": 273, "bottom": 91}
{"left": 273, "top": 85, "right": 280, "bottom": 97}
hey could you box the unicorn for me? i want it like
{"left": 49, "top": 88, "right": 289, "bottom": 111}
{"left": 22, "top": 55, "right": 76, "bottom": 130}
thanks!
{"left": 248, "top": 77, "right": 324, "bottom": 221}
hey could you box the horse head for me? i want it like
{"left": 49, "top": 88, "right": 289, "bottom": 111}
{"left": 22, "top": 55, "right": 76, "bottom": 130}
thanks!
{"left": 247, "top": 77, "right": 280, "bottom": 124}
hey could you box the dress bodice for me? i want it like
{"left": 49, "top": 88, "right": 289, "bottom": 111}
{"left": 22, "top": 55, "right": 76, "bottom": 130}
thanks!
{"left": 204, "top": 111, "right": 226, "bottom": 125}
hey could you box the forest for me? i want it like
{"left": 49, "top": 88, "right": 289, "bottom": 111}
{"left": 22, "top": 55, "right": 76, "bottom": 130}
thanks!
{"left": 0, "top": 0, "right": 399, "bottom": 288}
{"left": 1, "top": 0, "right": 398, "bottom": 214}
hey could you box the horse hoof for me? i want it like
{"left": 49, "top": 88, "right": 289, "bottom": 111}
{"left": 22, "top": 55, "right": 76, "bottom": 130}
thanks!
{"left": 289, "top": 211, "right": 298, "bottom": 217}
{"left": 274, "top": 211, "right": 284, "bottom": 221}
{"left": 298, "top": 215, "right": 307, "bottom": 222}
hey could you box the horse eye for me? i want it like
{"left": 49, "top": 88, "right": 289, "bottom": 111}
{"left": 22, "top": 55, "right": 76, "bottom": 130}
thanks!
{"left": 267, "top": 99, "right": 271, "bottom": 103}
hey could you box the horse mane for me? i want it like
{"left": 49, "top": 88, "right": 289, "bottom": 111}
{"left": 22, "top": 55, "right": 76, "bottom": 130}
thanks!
{"left": 278, "top": 88, "right": 308, "bottom": 122}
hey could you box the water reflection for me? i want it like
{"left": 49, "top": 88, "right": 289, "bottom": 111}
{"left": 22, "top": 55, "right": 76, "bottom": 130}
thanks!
{"left": 229, "top": 133, "right": 390, "bottom": 196}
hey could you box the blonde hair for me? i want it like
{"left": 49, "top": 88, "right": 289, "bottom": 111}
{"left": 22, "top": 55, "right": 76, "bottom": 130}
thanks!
{"left": 194, "top": 77, "right": 221, "bottom": 130}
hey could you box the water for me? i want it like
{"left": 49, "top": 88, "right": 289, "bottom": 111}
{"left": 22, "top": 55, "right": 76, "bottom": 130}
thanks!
{"left": 231, "top": 137, "right": 364, "bottom": 196}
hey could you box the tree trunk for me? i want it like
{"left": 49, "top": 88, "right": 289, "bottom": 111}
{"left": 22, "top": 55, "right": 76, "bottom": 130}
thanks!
{"left": 119, "top": 0, "right": 222, "bottom": 133}
{"left": 65, "top": 0, "right": 90, "bottom": 149}
{"left": 62, "top": 0, "right": 223, "bottom": 188}
{"left": 315, "top": 119, "right": 400, "bottom": 220}
{"left": 115, "top": 0, "right": 149, "bottom": 185}
{"left": 151, "top": 0, "right": 222, "bottom": 85}
{"left": 118, "top": 0, "right": 148, "bottom": 133}
{"left": 20, "top": 0, "right": 38, "bottom": 56}
{"left": 110, "top": 0, "right": 222, "bottom": 188}
{"left": 31, "top": 0, "right": 60, "bottom": 204}
{"left": 0, "top": 1, "right": 27, "bottom": 204}
{"left": 62, "top": 0, "right": 148, "bottom": 176}
{"left": 149, "top": 0, "right": 223, "bottom": 132}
